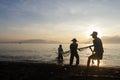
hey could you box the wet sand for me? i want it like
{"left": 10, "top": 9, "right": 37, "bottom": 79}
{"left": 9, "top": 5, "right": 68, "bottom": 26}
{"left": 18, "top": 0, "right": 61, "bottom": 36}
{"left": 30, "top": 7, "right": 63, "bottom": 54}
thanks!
{"left": 0, "top": 61, "right": 120, "bottom": 80}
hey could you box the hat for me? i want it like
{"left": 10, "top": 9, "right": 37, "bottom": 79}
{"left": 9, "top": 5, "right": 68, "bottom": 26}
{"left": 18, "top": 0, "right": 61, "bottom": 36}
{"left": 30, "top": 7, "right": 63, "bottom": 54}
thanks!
{"left": 71, "top": 38, "right": 78, "bottom": 42}
{"left": 90, "top": 31, "right": 98, "bottom": 36}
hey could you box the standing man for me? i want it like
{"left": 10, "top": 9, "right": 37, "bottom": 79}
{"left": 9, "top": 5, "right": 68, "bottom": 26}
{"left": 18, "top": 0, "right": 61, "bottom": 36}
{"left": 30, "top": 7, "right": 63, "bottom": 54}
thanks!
{"left": 87, "top": 31, "right": 104, "bottom": 68}
{"left": 70, "top": 38, "right": 79, "bottom": 66}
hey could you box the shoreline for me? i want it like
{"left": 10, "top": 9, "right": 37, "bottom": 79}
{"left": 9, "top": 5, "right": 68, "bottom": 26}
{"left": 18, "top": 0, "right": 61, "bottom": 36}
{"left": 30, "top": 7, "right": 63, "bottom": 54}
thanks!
{"left": 0, "top": 59, "right": 120, "bottom": 68}
{"left": 0, "top": 61, "right": 120, "bottom": 80}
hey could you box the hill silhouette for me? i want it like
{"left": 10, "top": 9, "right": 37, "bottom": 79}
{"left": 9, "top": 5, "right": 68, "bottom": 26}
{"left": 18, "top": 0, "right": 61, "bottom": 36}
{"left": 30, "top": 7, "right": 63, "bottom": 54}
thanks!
{"left": 19, "top": 39, "right": 60, "bottom": 44}
{"left": 102, "top": 36, "right": 120, "bottom": 44}
{"left": 0, "top": 39, "right": 60, "bottom": 44}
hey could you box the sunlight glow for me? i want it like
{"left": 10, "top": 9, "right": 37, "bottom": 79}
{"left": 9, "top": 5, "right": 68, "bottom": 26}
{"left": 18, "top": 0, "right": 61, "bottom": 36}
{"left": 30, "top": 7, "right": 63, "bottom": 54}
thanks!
{"left": 93, "top": 60, "right": 98, "bottom": 66}
{"left": 86, "top": 25, "right": 103, "bottom": 38}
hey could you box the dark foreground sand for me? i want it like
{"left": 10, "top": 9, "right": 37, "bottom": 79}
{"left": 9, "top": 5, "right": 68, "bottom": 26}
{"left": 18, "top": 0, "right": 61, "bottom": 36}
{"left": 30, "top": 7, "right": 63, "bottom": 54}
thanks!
{"left": 0, "top": 61, "right": 120, "bottom": 80}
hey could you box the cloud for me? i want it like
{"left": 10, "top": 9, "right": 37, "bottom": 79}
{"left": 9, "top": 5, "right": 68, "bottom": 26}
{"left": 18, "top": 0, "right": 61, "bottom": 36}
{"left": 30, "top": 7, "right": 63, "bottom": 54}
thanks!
{"left": 1, "top": 0, "right": 120, "bottom": 24}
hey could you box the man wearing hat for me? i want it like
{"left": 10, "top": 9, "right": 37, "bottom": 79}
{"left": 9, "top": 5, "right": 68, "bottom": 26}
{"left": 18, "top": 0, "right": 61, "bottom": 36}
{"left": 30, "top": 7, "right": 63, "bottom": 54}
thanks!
{"left": 87, "top": 31, "right": 104, "bottom": 68}
{"left": 70, "top": 38, "right": 79, "bottom": 66}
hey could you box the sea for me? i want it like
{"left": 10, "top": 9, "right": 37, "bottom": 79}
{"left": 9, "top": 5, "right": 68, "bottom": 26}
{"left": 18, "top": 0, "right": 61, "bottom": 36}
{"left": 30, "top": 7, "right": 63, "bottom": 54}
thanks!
{"left": 0, "top": 43, "right": 120, "bottom": 67}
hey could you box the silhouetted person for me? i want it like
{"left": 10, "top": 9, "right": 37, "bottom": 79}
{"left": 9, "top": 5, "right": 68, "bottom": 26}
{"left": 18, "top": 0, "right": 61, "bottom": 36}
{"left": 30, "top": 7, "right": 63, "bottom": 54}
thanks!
{"left": 70, "top": 38, "right": 79, "bottom": 66}
{"left": 87, "top": 31, "right": 104, "bottom": 68}
{"left": 57, "top": 44, "right": 63, "bottom": 61}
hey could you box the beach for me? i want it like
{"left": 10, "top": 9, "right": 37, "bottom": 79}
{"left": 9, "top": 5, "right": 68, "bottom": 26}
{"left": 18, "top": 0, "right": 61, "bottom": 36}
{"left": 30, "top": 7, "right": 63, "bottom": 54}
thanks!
{"left": 0, "top": 61, "right": 120, "bottom": 80}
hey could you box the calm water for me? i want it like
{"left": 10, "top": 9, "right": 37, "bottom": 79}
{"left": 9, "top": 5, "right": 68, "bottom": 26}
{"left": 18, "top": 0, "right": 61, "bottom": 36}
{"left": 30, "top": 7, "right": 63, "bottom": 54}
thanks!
{"left": 0, "top": 43, "right": 120, "bottom": 67}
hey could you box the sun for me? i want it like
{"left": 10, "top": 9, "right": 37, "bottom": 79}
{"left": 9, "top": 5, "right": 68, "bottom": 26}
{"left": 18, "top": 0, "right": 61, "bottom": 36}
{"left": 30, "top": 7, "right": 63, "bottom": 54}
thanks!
{"left": 85, "top": 25, "right": 103, "bottom": 38}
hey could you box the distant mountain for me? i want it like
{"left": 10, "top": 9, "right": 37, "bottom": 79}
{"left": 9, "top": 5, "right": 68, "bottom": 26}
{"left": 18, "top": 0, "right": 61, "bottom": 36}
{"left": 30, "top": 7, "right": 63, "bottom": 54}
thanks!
{"left": 19, "top": 39, "right": 60, "bottom": 44}
{"left": 102, "top": 36, "right": 120, "bottom": 44}
{"left": 0, "top": 39, "right": 60, "bottom": 44}
{"left": 80, "top": 36, "right": 120, "bottom": 44}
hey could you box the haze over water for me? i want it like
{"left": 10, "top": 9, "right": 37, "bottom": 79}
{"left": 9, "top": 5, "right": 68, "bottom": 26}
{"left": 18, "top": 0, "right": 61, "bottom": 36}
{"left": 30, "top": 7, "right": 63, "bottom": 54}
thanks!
{"left": 0, "top": 43, "right": 120, "bottom": 67}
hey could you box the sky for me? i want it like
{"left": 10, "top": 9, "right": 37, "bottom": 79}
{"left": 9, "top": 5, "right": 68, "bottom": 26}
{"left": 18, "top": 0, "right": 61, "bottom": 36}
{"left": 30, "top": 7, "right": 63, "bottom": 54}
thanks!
{"left": 0, "top": 0, "right": 120, "bottom": 43}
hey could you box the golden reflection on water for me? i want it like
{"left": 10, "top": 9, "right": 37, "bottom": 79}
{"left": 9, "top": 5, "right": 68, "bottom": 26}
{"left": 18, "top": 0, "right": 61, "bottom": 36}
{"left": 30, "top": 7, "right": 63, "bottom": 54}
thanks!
{"left": 91, "top": 60, "right": 103, "bottom": 66}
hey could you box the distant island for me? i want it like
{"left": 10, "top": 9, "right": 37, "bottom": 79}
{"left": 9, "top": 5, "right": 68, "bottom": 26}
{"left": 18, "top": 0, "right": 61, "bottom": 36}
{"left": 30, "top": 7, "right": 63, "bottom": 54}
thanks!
{"left": 19, "top": 39, "right": 60, "bottom": 44}
{"left": 81, "top": 36, "right": 120, "bottom": 44}
{"left": 0, "top": 39, "right": 60, "bottom": 44}
{"left": 102, "top": 36, "right": 120, "bottom": 44}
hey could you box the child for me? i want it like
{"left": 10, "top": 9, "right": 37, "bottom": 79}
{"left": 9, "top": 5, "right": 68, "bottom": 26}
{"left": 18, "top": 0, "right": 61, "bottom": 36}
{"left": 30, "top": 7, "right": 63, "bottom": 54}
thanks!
{"left": 57, "top": 44, "right": 63, "bottom": 60}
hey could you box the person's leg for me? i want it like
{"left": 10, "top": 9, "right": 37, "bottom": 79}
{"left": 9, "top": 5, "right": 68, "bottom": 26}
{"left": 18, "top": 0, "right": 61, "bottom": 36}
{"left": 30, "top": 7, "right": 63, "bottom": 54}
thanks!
{"left": 70, "top": 54, "right": 74, "bottom": 65}
{"left": 87, "top": 56, "right": 91, "bottom": 68}
{"left": 92, "top": 59, "right": 94, "bottom": 64}
{"left": 58, "top": 54, "right": 60, "bottom": 60}
{"left": 97, "top": 59, "right": 100, "bottom": 68}
{"left": 75, "top": 53, "right": 79, "bottom": 65}
{"left": 87, "top": 55, "right": 94, "bottom": 68}
{"left": 61, "top": 55, "right": 63, "bottom": 60}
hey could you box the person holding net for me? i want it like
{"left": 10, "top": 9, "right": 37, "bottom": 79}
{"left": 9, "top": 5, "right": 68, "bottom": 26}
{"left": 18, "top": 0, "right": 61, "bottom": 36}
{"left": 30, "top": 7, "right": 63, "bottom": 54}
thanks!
{"left": 87, "top": 31, "right": 104, "bottom": 68}
{"left": 70, "top": 38, "right": 79, "bottom": 66}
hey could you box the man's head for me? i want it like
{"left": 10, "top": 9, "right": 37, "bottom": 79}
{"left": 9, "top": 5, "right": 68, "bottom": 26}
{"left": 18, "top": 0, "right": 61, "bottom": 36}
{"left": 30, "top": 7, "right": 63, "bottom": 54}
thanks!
{"left": 91, "top": 31, "right": 98, "bottom": 38}
{"left": 71, "top": 38, "right": 78, "bottom": 42}
{"left": 59, "top": 44, "right": 62, "bottom": 47}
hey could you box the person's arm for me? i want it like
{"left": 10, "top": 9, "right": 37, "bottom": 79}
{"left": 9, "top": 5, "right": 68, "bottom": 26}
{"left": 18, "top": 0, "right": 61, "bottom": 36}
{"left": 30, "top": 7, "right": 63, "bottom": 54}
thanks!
{"left": 89, "top": 46, "right": 94, "bottom": 54}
